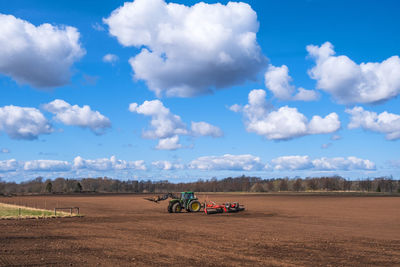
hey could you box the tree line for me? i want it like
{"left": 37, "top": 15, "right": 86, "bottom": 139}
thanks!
{"left": 0, "top": 175, "right": 399, "bottom": 195}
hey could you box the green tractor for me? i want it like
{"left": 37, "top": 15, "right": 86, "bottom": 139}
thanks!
{"left": 144, "top": 191, "right": 202, "bottom": 213}
{"left": 168, "top": 191, "right": 202, "bottom": 213}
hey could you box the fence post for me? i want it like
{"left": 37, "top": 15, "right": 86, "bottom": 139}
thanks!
{"left": 54, "top": 208, "right": 57, "bottom": 216}
{"left": 18, "top": 208, "right": 21, "bottom": 217}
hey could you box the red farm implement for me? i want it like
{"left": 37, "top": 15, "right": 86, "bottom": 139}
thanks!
{"left": 204, "top": 201, "right": 245, "bottom": 215}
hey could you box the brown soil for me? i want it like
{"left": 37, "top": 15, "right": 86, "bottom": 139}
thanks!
{"left": 0, "top": 194, "right": 399, "bottom": 266}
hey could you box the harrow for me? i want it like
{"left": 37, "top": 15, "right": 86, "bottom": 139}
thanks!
{"left": 203, "top": 201, "right": 245, "bottom": 215}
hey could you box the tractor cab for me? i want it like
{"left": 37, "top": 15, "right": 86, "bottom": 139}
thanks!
{"left": 181, "top": 191, "right": 195, "bottom": 202}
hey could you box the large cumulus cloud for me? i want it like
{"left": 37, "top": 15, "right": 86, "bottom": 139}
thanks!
{"left": 265, "top": 64, "right": 318, "bottom": 101}
{"left": 104, "top": 0, "right": 266, "bottom": 97}
{"left": 231, "top": 89, "right": 340, "bottom": 140}
{"left": 346, "top": 106, "right": 400, "bottom": 140}
{"left": 0, "top": 14, "right": 85, "bottom": 88}
{"left": 43, "top": 99, "right": 111, "bottom": 135}
{"left": 307, "top": 42, "right": 400, "bottom": 104}
{"left": 129, "top": 100, "right": 222, "bottom": 150}
{"left": 0, "top": 105, "right": 53, "bottom": 140}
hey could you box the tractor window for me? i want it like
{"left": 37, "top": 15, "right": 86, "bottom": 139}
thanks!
{"left": 182, "top": 192, "right": 194, "bottom": 200}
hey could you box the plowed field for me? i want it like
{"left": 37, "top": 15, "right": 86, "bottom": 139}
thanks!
{"left": 0, "top": 194, "right": 399, "bottom": 266}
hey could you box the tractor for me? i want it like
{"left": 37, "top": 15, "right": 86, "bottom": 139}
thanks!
{"left": 144, "top": 191, "right": 202, "bottom": 213}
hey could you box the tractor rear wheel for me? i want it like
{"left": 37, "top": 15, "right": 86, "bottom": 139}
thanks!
{"left": 189, "top": 200, "right": 201, "bottom": 212}
{"left": 172, "top": 202, "right": 182, "bottom": 213}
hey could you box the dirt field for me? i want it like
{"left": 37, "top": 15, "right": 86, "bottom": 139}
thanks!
{"left": 0, "top": 194, "right": 399, "bottom": 266}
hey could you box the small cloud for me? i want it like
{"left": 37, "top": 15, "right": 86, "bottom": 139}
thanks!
{"left": 331, "top": 134, "right": 341, "bottom": 141}
{"left": 82, "top": 74, "right": 99, "bottom": 86}
{"left": 156, "top": 135, "right": 182, "bottom": 150}
{"left": 191, "top": 121, "right": 223, "bottom": 137}
{"left": 38, "top": 152, "right": 58, "bottom": 156}
{"left": 103, "top": 54, "right": 119, "bottom": 65}
{"left": 1, "top": 148, "right": 10, "bottom": 154}
{"left": 321, "top": 143, "right": 332, "bottom": 149}
{"left": 43, "top": 99, "right": 111, "bottom": 135}
{"left": 152, "top": 160, "right": 184, "bottom": 170}
{"left": 92, "top": 22, "right": 105, "bottom": 31}
{"left": 189, "top": 154, "right": 264, "bottom": 171}
{"left": 229, "top": 104, "right": 242, "bottom": 112}
{"left": 232, "top": 89, "right": 340, "bottom": 140}
{"left": 265, "top": 64, "right": 319, "bottom": 101}
{"left": 388, "top": 160, "right": 400, "bottom": 168}
{"left": 129, "top": 99, "right": 222, "bottom": 150}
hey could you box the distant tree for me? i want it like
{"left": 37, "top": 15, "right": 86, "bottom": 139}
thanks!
{"left": 0, "top": 179, "right": 5, "bottom": 194}
{"left": 293, "top": 178, "right": 303, "bottom": 192}
{"left": 75, "top": 182, "right": 83, "bottom": 193}
{"left": 306, "top": 178, "right": 318, "bottom": 191}
{"left": 376, "top": 185, "right": 381, "bottom": 192}
{"left": 45, "top": 182, "right": 53, "bottom": 193}
{"left": 279, "top": 179, "right": 288, "bottom": 191}
{"left": 250, "top": 183, "right": 264, "bottom": 192}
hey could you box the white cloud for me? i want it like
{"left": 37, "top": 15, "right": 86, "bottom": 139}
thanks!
{"left": 73, "top": 156, "right": 146, "bottom": 171}
{"left": 229, "top": 104, "right": 242, "bottom": 113}
{"left": 271, "top": 155, "right": 375, "bottom": 171}
{"left": 0, "top": 105, "right": 53, "bottom": 140}
{"left": 307, "top": 42, "right": 400, "bottom": 104}
{"left": 0, "top": 159, "right": 19, "bottom": 172}
{"left": 308, "top": 113, "right": 341, "bottom": 134}
{"left": 23, "top": 160, "right": 71, "bottom": 172}
{"left": 152, "top": 160, "right": 184, "bottom": 170}
{"left": 189, "top": 154, "right": 263, "bottom": 171}
{"left": 104, "top": 0, "right": 266, "bottom": 97}
{"left": 265, "top": 64, "right": 318, "bottom": 101}
{"left": 321, "top": 143, "right": 332, "bottom": 149}
{"left": 0, "top": 14, "right": 85, "bottom": 88}
{"left": 272, "top": 155, "right": 312, "bottom": 170}
{"left": 389, "top": 160, "right": 400, "bottom": 169}
{"left": 236, "top": 89, "right": 340, "bottom": 140}
{"left": 92, "top": 22, "right": 105, "bottom": 31}
{"left": 129, "top": 100, "right": 221, "bottom": 150}
{"left": 103, "top": 53, "right": 119, "bottom": 64}
{"left": 312, "top": 157, "right": 375, "bottom": 171}
{"left": 191, "top": 121, "right": 223, "bottom": 137}
{"left": 156, "top": 135, "right": 182, "bottom": 150}
{"left": 129, "top": 100, "right": 187, "bottom": 139}
{"left": 43, "top": 99, "right": 111, "bottom": 135}
{"left": 346, "top": 106, "right": 400, "bottom": 140}
{"left": 1, "top": 148, "right": 10, "bottom": 154}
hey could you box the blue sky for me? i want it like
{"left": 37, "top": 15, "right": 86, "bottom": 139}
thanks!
{"left": 0, "top": 0, "right": 399, "bottom": 182}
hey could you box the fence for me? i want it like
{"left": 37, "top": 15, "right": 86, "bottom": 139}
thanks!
{"left": 54, "top": 207, "right": 80, "bottom": 216}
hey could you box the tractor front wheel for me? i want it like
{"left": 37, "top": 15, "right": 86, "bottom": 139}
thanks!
{"left": 189, "top": 200, "right": 201, "bottom": 212}
{"left": 167, "top": 202, "right": 173, "bottom": 213}
{"left": 172, "top": 202, "right": 182, "bottom": 213}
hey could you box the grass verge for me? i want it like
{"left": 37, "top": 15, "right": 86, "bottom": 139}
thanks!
{"left": 0, "top": 203, "right": 81, "bottom": 219}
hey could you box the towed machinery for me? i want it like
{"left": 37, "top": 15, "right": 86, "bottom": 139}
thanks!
{"left": 203, "top": 201, "right": 245, "bottom": 215}
{"left": 144, "top": 191, "right": 245, "bottom": 215}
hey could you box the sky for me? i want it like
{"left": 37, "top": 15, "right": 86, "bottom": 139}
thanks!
{"left": 0, "top": 0, "right": 399, "bottom": 182}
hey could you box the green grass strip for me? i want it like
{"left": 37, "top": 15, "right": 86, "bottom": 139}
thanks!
{"left": 0, "top": 203, "right": 80, "bottom": 219}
